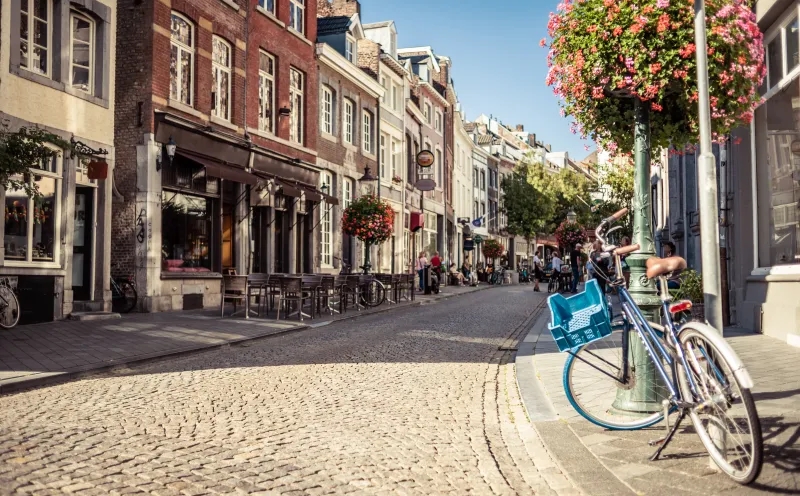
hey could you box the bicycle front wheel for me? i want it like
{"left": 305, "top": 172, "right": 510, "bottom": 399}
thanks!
{"left": 361, "top": 280, "right": 386, "bottom": 307}
{"left": 0, "top": 286, "right": 21, "bottom": 329}
{"left": 677, "top": 325, "right": 763, "bottom": 484}
{"left": 112, "top": 280, "right": 137, "bottom": 313}
{"left": 564, "top": 324, "right": 671, "bottom": 430}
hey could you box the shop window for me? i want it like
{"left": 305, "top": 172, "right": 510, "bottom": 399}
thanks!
{"left": 161, "top": 191, "right": 214, "bottom": 272}
{"left": 170, "top": 12, "right": 194, "bottom": 106}
{"left": 4, "top": 154, "right": 61, "bottom": 265}
{"left": 757, "top": 73, "right": 800, "bottom": 266}
{"left": 211, "top": 36, "right": 231, "bottom": 121}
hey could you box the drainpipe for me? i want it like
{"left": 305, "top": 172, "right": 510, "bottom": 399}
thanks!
{"left": 376, "top": 101, "right": 382, "bottom": 272}
{"left": 720, "top": 140, "right": 730, "bottom": 326}
{"left": 442, "top": 107, "right": 448, "bottom": 267}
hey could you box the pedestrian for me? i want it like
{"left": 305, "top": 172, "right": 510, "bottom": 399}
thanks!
{"left": 431, "top": 251, "right": 442, "bottom": 284}
{"left": 417, "top": 251, "right": 428, "bottom": 291}
{"left": 570, "top": 243, "right": 582, "bottom": 293}
{"left": 551, "top": 251, "right": 563, "bottom": 291}
{"left": 590, "top": 240, "right": 610, "bottom": 295}
{"left": 532, "top": 249, "right": 544, "bottom": 292}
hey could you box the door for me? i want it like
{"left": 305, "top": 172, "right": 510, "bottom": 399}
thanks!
{"left": 342, "top": 233, "right": 353, "bottom": 269}
{"left": 222, "top": 204, "right": 234, "bottom": 271}
{"left": 72, "top": 187, "right": 93, "bottom": 301}
{"left": 274, "top": 210, "right": 288, "bottom": 273}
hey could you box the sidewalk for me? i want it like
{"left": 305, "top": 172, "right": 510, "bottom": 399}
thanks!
{"left": 0, "top": 282, "right": 492, "bottom": 394}
{"left": 516, "top": 312, "right": 800, "bottom": 494}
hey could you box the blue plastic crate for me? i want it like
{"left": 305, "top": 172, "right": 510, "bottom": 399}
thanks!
{"left": 547, "top": 279, "right": 612, "bottom": 352}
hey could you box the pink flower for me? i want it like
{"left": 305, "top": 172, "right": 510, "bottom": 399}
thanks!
{"left": 656, "top": 0, "right": 669, "bottom": 8}
{"left": 539, "top": 38, "right": 547, "bottom": 47}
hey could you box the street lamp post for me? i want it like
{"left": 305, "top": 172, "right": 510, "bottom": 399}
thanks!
{"left": 611, "top": 99, "right": 666, "bottom": 415}
{"left": 358, "top": 165, "right": 378, "bottom": 275}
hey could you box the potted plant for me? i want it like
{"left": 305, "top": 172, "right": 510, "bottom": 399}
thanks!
{"left": 391, "top": 174, "right": 403, "bottom": 185}
{"left": 673, "top": 269, "right": 704, "bottom": 320}
{"left": 341, "top": 194, "right": 395, "bottom": 273}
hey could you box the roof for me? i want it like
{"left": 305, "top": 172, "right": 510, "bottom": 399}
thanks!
{"left": 581, "top": 150, "right": 599, "bottom": 164}
{"left": 463, "top": 122, "right": 476, "bottom": 132}
{"left": 399, "top": 54, "right": 431, "bottom": 64}
{"left": 363, "top": 21, "right": 393, "bottom": 29}
{"left": 317, "top": 16, "right": 351, "bottom": 36}
{"left": 475, "top": 135, "right": 494, "bottom": 145}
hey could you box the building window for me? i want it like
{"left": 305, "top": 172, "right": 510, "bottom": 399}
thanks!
{"left": 320, "top": 171, "right": 333, "bottom": 267}
{"left": 480, "top": 170, "right": 486, "bottom": 191}
{"left": 289, "top": 0, "right": 305, "bottom": 35}
{"left": 343, "top": 178, "right": 353, "bottom": 208}
{"left": 473, "top": 200, "right": 478, "bottom": 219}
{"left": 211, "top": 36, "right": 231, "bottom": 121}
{"left": 473, "top": 167, "right": 478, "bottom": 185}
{"left": 346, "top": 36, "right": 356, "bottom": 63}
{"left": 755, "top": 72, "right": 800, "bottom": 267}
{"left": 343, "top": 99, "right": 355, "bottom": 145}
{"left": 424, "top": 213, "right": 437, "bottom": 255}
{"left": 258, "top": 0, "right": 274, "bottom": 13}
{"left": 321, "top": 86, "right": 333, "bottom": 135}
{"left": 70, "top": 11, "right": 94, "bottom": 93}
{"left": 481, "top": 202, "right": 486, "bottom": 218}
{"left": 392, "top": 84, "right": 399, "bottom": 111}
{"left": 170, "top": 13, "right": 194, "bottom": 106}
{"left": 363, "top": 111, "right": 372, "bottom": 153}
{"left": 380, "top": 134, "right": 387, "bottom": 177}
{"left": 436, "top": 150, "right": 442, "bottom": 185}
{"left": 289, "top": 68, "right": 304, "bottom": 144}
{"left": 161, "top": 191, "right": 214, "bottom": 271}
{"left": 435, "top": 111, "right": 442, "bottom": 133}
{"left": 20, "top": 0, "right": 52, "bottom": 76}
{"left": 4, "top": 153, "right": 61, "bottom": 265}
{"left": 258, "top": 51, "right": 275, "bottom": 133}
{"left": 425, "top": 103, "right": 431, "bottom": 124}
{"left": 391, "top": 138, "right": 399, "bottom": 178}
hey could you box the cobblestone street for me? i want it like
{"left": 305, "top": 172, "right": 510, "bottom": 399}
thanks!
{"left": 0, "top": 286, "right": 572, "bottom": 495}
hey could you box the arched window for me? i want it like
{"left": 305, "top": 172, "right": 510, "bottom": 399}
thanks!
{"left": 70, "top": 11, "right": 95, "bottom": 93}
{"left": 170, "top": 13, "right": 195, "bottom": 106}
{"left": 211, "top": 36, "right": 232, "bottom": 121}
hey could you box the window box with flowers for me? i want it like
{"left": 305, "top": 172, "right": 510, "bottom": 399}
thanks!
{"left": 391, "top": 174, "right": 402, "bottom": 185}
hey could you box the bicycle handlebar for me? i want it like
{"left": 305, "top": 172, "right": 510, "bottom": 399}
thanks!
{"left": 604, "top": 207, "right": 628, "bottom": 224}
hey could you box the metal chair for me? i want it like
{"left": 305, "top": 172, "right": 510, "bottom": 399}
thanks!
{"left": 318, "top": 275, "right": 341, "bottom": 315}
{"left": 302, "top": 275, "right": 323, "bottom": 317}
{"left": 276, "top": 276, "right": 313, "bottom": 321}
{"left": 375, "top": 274, "right": 396, "bottom": 304}
{"left": 342, "top": 275, "right": 364, "bottom": 311}
{"left": 246, "top": 273, "right": 270, "bottom": 317}
{"left": 221, "top": 275, "right": 249, "bottom": 317}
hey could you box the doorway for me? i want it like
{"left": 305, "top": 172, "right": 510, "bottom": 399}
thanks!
{"left": 72, "top": 187, "right": 94, "bottom": 301}
{"left": 274, "top": 209, "right": 288, "bottom": 273}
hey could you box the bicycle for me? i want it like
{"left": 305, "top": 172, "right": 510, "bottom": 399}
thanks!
{"left": 111, "top": 275, "right": 137, "bottom": 313}
{"left": 547, "top": 270, "right": 560, "bottom": 293}
{"left": 0, "top": 277, "right": 21, "bottom": 329}
{"left": 549, "top": 208, "right": 763, "bottom": 484}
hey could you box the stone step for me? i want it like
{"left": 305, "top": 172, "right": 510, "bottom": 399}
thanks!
{"left": 69, "top": 312, "right": 121, "bottom": 321}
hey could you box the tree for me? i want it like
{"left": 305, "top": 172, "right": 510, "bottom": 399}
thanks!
{"left": 500, "top": 158, "right": 555, "bottom": 243}
{"left": 0, "top": 122, "right": 70, "bottom": 197}
{"left": 594, "top": 158, "right": 635, "bottom": 236}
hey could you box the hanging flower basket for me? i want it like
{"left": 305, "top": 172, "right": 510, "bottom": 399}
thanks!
{"left": 341, "top": 194, "right": 395, "bottom": 245}
{"left": 543, "top": 0, "right": 765, "bottom": 153}
{"left": 482, "top": 238, "right": 504, "bottom": 260}
{"left": 555, "top": 221, "right": 587, "bottom": 250}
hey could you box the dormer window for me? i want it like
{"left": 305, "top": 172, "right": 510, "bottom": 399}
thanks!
{"left": 345, "top": 35, "right": 356, "bottom": 63}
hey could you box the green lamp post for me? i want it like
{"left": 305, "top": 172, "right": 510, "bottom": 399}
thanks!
{"left": 358, "top": 165, "right": 378, "bottom": 274}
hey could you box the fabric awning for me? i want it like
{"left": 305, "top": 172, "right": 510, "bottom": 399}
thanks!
{"left": 279, "top": 182, "right": 302, "bottom": 198}
{"left": 177, "top": 151, "right": 259, "bottom": 185}
{"left": 323, "top": 194, "right": 339, "bottom": 206}
{"left": 304, "top": 191, "right": 323, "bottom": 202}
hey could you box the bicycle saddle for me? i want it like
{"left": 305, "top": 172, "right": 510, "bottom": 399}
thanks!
{"left": 645, "top": 256, "right": 687, "bottom": 279}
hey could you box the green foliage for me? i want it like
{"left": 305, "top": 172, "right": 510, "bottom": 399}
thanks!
{"left": 674, "top": 269, "right": 703, "bottom": 303}
{"left": 0, "top": 122, "right": 71, "bottom": 198}
{"left": 500, "top": 159, "right": 554, "bottom": 240}
{"left": 593, "top": 159, "right": 635, "bottom": 235}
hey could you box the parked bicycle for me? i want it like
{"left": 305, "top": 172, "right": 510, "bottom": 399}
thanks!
{"left": 111, "top": 275, "right": 137, "bottom": 313}
{"left": 336, "top": 259, "right": 386, "bottom": 307}
{"left": 0, "top": 277, "right": 21, "bottom": 329}
{"left": 548, "top": 208, "right": 762, "bottom": 484}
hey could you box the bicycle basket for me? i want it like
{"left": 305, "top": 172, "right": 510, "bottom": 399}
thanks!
{"left": 547, "top": 279, "right": 612, "bottom": 352}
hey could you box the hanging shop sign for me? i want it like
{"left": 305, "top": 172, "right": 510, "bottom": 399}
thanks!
{"left": 416, "top": 150, "right": 435, "bottom": 168}
{"left": 87, "top": 161, "right": 109, "bottom": 180}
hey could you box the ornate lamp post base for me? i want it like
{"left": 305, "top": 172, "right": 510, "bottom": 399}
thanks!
{"left": 362, "top": 242, "right": 372, "bottom": 275}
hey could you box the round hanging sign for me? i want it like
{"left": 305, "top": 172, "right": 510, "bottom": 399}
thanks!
{"left": 416, "top": 150, "right": 435, "bottom": 168}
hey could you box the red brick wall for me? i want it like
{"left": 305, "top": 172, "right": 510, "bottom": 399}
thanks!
{"left": 246, "top": 0, "right": 318, "bottom": 163}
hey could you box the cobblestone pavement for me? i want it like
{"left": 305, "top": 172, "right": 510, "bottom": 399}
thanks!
{"left": 519, "top": 311, "right": 800, "bottom": 495}
{"left": 0, "top": 285, "right": 575, "bottom": 495}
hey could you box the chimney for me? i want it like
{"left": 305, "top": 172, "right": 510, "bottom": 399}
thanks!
{"left": 528, "top": 133, "right": 535, "bottom": 146}
{"left": 357, "top": 38, "right": 380, "bottom": 80}
{"left": 331, "top": 0, "right": 360, "bottom": 16}
{"left": 516, "top": 124, "right": 524, "bottom": 132}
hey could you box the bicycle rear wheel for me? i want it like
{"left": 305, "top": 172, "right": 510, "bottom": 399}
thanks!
{"left": 361, "top": 280, "right": 386, "bottom": 308}
{"left": 677, "top": 325, "right": 763, "bottom": 484}
{"left": 564, "top": 323, "right": 671, "bottom": 430}
{"left": 0, "top": 286, "right": 21, "bottom": 329}
{"left": 112, "top": 280, "right": 137, "bottom": 313}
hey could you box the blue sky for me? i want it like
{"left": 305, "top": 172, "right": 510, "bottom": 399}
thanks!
{"left": 360, "top": 0, "right": 592, "bottom": 161}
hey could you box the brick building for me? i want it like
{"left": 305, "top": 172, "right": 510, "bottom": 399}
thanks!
{"left": 314, "top": 6, "right": 383, "bottom": 273}
{"left": 113, "top": 0, "right": 321, "bottom": 312}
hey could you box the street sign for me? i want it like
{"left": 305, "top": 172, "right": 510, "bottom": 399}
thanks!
{"left": 415, "top": 178, "right": 436, "bottom": 191}
{"left": 416, "top": 150, "right": 434, "bottom": 168}
{"left": 474, "top": 234, "right": 484, "bottom": 244}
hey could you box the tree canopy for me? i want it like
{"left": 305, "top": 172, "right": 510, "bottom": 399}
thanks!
{"left": 0, "top": 123, "right": 69, "bottom": 197}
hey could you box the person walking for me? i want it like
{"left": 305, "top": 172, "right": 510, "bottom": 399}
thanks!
{"left": 590, "top": 240, "right": 610, "bottom": 295}
{"left": 551, "top": 251, "right": 563, "bottom": 291}
{"left": 569, "top": 243, "right": 582, "bottom": 293}
{"left": 532, "top": 249, "right": 544, "bottom": 292}
{"left": 417, "top": 251, "right": 428, "bottom": 292}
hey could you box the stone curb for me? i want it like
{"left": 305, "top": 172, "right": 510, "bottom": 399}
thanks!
{"left": 514, "top": 312, "right": 635, "bottom": 495}
{"left": 0, "top": 284, "right": 499, "bottom": 395}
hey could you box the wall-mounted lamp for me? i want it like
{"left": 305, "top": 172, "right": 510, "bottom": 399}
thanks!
{"left": 320, "top": 182, "right": 329, "bottom": 195}
{"left": 166, "top": 136, "right": 177, "bottom": 165}
{"left": 156, "top": 147, "right": 163, "bottom": 171}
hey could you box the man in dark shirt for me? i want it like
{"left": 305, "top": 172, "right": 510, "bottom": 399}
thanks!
{"left": 570, "top": 243, "right": 582, "bottom": 293}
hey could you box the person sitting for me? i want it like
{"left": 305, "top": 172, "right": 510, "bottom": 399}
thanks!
{"left": 449, "top": 263, "right": 466, "bottom": 286}
{"left": 659, "top": 241, "right": 682, "bottom": 292}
